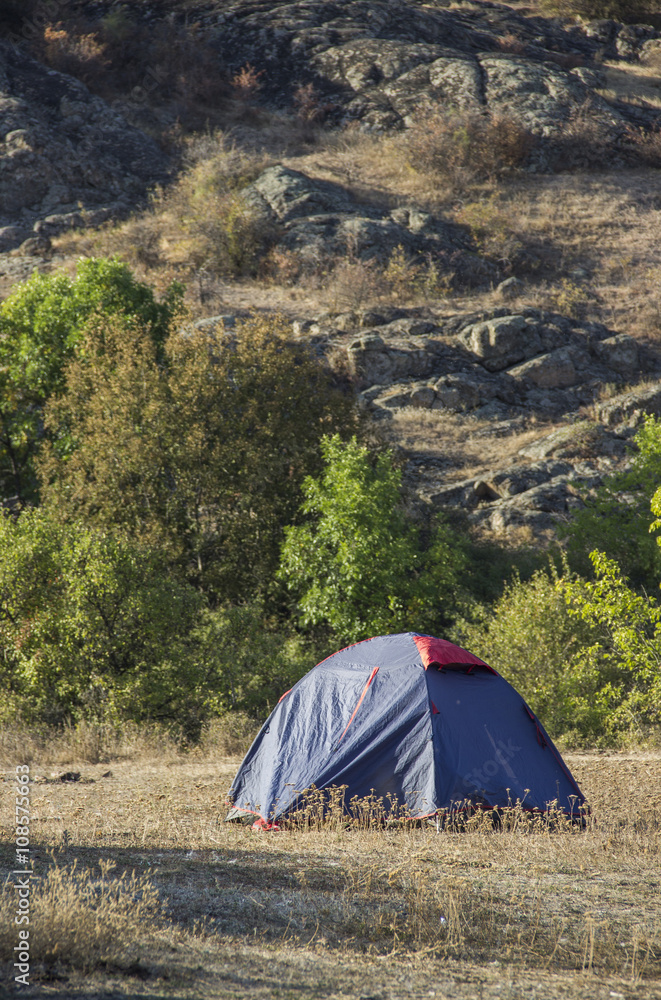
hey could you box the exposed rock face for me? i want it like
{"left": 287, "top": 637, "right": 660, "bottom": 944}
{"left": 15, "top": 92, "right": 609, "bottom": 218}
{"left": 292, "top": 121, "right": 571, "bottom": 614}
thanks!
{"left": 0, "top": 40, "right": 169, "bottom": 250}
{"left": 290, "top": 304, "right": 661, "bottom": 539}
{"left": 212, "top": 0, "right": 659, "bottom": 141}
{"left": 243, "top": 164, "right": 492, "bottom": 282}
{"left": 347, "top": 308, "right": 644, "bottom": 423}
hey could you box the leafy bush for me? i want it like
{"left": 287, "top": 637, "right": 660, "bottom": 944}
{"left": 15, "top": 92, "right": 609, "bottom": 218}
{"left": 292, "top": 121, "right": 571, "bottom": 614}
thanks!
{"left": 458, "top": 556, "right": 661, "bottom": 746}
{"left": 561, "top": 552, "right": 661, "bottom": 743}
{"left": 185, "top": 602, "right": 314, "bottom": 719}
{"left": 0, "top": 258, "right": 183, "bottom": 504}
{"left": 0, "top": 505, "right": 316, "bottom": 733}
{"left": 38, "top": 313, "right": 357, "bottom": 603}
{"left": 0, "top": 508, "right": 203, "bottom": 729}
{"left": 278, "top": 434, "right": 467, "bottom": 643}
{"left": 563, "top": 415, "right": 661, "bottom": 592}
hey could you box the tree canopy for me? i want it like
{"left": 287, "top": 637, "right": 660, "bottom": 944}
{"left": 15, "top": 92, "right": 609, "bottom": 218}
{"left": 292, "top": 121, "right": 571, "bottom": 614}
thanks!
{"left": 563, "top": 415, "right": 661, "bottom": 591}
{"left": 278, "top": 434, "right": 467, "bottom": 643}
{"left": 0, "top": 257, "right": 183, "bottom": 504}
{"left": 38, "top": 313, "right": 357, "bottom": 602}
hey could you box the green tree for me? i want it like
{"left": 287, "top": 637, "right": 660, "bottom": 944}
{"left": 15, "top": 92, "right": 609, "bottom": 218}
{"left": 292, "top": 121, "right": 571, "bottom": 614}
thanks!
{"left": 0, "top": 257, "right": 183, "bottom": 504}
{"left": 563, "top": 415, "right": 661, "bottom": 591}
{"left": 278, "top": 434, "right": 466, "bottom": 643}
{"left": 38, "top": 313, "right": 357, "bottom": 602}
{"left": 181, "top": 602, "right": 314, "bottom": 719}
{"left": 0, "top": 508, "right": 203, "bottom": 731}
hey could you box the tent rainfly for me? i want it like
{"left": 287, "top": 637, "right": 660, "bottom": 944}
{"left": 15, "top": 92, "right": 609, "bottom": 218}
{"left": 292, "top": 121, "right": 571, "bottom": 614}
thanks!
{"left": 226, "top": 633, "right": 586, "bottom": 828}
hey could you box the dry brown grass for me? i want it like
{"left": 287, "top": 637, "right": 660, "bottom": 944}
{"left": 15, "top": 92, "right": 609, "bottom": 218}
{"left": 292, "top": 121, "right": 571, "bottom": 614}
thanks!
{"left": 0, "top": 749, "right": 659, "bottom": 996}
{"left": 0, "top": 720, "right": 182, "bottom": 768}
{"left": 598, "top": 61, "right": 661, "bottom": 112}
{"left": 0, "top": 859, "right": 165, "bottom": 972}
{"left": 380, "top": 407, "right": 555, "bottom": 476}
{"left": 47, "top": 113, "right": 661, "bottom": 337}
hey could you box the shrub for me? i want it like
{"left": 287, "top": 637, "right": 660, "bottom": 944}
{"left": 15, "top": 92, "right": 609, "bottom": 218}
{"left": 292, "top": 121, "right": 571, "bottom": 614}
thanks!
{"left": 155, "top": 135, "right": 276, "bottom": 277}
{"left": 42, "top": 21, "right": 108, "bottom": 80}
{"left": 381, "top": 245, "right": 453, "bottom": 301}
{"left": 561, "top": 552, "right": 661, "bottom": 743}
{"left": 548, "top": 101, "right": 616, "bottom": 172}
{"left": 405, "top": 110, "right": 536, "bottom": 186}
{"left": 35, "top": 8, "right": 229, "bottom": 119}
{"left": 458, "top": 555, "right": 661, "bottom": 746}
{"left": 187, "top": 601, "right": 315, "bottom": 720}
{"left": 0, "top": 508, "right": 203, "bottom": 729}
{"left": 38, "top": 313, "right": 357, "bottom": 603}
{"left": 190, "top": 192, "right": 276, "bottom": 276}
{"left": 625, "top": 125, "right": 661, "bottom": 168}
{"left": 563, "top": 414, "right": 661, "bottom": 592}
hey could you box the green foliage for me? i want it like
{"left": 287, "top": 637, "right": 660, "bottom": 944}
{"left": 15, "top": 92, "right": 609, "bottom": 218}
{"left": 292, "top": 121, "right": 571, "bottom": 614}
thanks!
{"left": 0, "top": 508, "right": 202, "bottom": 730}
{"left": 278, "top": 435, "right": 466, "bottom": 643}
{"left": 182, "top": 603, "right": 314, "bottom": 720}
{"left": 38, "top": 313, "right": 357, "bottom": 603}
{"left": 561, "top": 552, "right": 661, "bottom": 743}
{"left": 563, "top": 415, "right": 661, "bottom": 591}
{"left": 0, "top": 508, "right": 314, "bottom": 734}
{"left": 459, "top": 555, "right": 661, "bottom": 746}
{"left": 0, "top": 258, "right": 183, "bottom": 503}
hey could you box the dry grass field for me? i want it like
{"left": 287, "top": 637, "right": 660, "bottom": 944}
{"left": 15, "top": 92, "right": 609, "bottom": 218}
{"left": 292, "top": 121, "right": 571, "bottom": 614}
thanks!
{"left": 1, "top": 743, "right": 660, "bottom": 999}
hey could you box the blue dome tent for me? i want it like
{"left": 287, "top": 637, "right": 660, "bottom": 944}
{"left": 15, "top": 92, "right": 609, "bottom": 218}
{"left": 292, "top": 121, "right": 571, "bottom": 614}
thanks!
{"left": 226, "top": 633, "right": 586, "bottom": 827}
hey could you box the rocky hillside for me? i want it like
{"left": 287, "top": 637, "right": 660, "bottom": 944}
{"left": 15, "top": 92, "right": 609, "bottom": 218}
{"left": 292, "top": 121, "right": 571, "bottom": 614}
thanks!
{"left": 2, "top": 0, "right": 661, "bottom": 546}
{"left": 210, "top": 0, "right": 659, "bottom": 143}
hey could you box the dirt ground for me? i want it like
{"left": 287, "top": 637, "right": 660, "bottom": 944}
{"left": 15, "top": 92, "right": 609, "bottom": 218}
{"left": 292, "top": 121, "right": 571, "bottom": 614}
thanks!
{"left": 1, "top": 751, "right": 659, "bottom": 999}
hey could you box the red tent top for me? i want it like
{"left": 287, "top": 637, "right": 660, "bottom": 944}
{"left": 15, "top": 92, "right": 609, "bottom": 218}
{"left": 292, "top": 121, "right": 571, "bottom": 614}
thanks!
{"left": 413, "top": 634, "right": 497, "bottom": 673}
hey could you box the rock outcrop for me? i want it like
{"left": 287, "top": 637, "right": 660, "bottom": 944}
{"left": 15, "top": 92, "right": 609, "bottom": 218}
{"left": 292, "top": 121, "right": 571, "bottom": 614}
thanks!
{"left": 0, "top": 40, "right": 169, "bottom": 252}
{"left": 211, "top": 0, "right": 660, "bottom": 142}
{"left": 243, "top": 164, "right": 493, "bottom": 282}
{"left": 292, "top": 304, "right": 661, "bottom": 538}
{"left": 347, "top": 307, "right": 645, "bottom": 422}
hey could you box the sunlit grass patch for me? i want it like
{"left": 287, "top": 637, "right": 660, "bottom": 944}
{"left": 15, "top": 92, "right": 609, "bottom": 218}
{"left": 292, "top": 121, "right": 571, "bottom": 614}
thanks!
{"left": 0, "top": 860, "right": 164, "bottom": 974}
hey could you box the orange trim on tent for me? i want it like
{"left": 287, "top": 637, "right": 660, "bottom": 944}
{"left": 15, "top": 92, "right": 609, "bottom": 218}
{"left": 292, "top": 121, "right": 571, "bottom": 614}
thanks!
{"left": 337, "top": 666, "right": 379, "bottom": 743}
